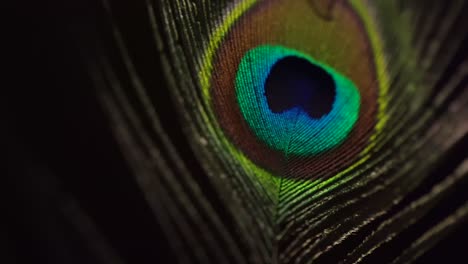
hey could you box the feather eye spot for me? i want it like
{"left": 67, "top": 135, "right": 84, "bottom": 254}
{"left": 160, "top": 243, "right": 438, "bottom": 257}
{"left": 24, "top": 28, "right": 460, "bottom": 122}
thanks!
{"left": 236, "top": 45, "right": 360, "bottom": 157}
{"left": 202, "top": 0, "right": 388, "bottom": 179}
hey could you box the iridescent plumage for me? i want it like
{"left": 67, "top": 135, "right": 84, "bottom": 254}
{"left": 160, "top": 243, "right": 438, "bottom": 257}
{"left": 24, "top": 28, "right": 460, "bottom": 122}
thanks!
{"left": 16, "top": 0, "right": 466, "bottom": 263}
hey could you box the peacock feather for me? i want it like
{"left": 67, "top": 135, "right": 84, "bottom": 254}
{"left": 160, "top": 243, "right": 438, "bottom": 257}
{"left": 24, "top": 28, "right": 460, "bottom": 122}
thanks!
{"left": 93, "top": 0, "right": 468, "bottom": 263}
{"left": 8, "top": 0, "right": 468, "bottom": 263}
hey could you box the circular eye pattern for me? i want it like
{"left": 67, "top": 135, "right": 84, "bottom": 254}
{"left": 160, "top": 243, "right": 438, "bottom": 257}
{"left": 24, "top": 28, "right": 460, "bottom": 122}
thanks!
{"left": 201, "top": 0, "right": 388, "bottom": 180}
{"left": 236, "top": 45, "right": 360, "bottom": 156}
